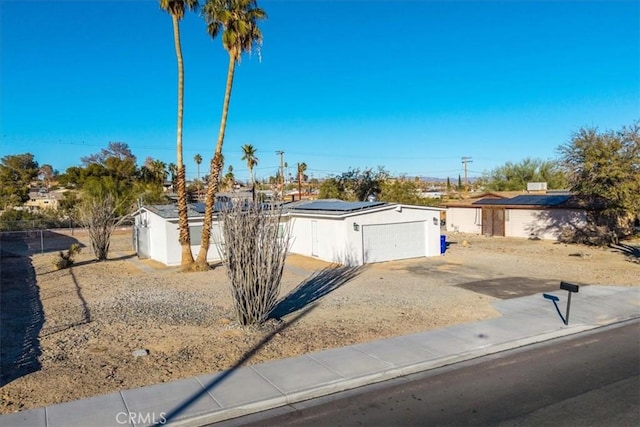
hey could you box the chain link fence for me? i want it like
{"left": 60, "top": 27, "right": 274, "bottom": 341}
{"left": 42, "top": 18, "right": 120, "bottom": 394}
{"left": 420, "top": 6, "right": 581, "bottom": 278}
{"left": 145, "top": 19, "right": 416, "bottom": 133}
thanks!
{"left": 0, "top": 228, "right": 83, "bottom": 257}
{"left": 0, "top": 219, "right": 134, "bottom": 257}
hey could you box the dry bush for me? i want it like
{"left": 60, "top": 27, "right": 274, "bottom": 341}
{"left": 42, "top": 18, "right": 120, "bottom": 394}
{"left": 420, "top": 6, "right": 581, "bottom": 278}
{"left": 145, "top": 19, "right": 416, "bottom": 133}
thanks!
{"left": 76, "top": 194, "right": 129, "bottom": 261}
{"left": 217, "top": 202, "right": 290, "bottom": 325}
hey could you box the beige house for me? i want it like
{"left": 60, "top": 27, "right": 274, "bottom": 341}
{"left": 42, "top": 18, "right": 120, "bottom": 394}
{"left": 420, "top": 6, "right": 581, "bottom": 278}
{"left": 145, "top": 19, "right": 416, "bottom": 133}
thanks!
{"left": 24, "top": 189, "right": 62, "bottom": 212}
{"left": 444, "top": 191, "right": 590, "bottom": 240}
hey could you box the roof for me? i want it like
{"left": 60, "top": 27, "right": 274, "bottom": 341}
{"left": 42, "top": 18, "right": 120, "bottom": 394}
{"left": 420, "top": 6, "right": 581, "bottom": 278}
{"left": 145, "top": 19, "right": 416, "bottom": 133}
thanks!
{"left": 143, "top": 204, "right": 203, "bottom": 219}
{"left": 140, "top": 199, "right": 443, "bottom": 220}
{"left": 284, "top": 199, "right": 387, "bottom": 215}
{"left": 452, "top": 194, "right": 588, "bottom": 209}
{"left": 473, "top": 194, "right": 573, "bottom": 207}
{"left": 284, "top": 199, "right": 443, "bottom": 217}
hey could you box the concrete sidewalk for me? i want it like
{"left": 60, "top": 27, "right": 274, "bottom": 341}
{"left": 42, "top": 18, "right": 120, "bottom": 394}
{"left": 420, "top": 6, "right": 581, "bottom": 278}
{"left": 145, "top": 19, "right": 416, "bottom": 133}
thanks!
{"left": 2, "top": 285, "right": 639, "bottom": 427}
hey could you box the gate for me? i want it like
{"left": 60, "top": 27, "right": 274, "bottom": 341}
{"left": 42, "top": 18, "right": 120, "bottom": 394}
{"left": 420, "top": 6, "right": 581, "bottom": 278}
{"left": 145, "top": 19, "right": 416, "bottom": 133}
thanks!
{"left": 482, "top": 208, "right": 505, "bottom": 237}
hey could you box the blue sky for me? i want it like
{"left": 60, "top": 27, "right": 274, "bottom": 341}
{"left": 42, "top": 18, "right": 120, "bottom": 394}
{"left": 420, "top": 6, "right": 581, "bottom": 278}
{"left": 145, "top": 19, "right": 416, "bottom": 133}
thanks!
{"left": 1, "top": 0, "right": 638, "bottom": 182}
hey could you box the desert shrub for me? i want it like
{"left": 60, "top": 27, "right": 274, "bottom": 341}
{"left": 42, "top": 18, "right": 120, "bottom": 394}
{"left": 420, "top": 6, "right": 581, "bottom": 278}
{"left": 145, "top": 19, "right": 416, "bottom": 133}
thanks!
{"left": 76, "top": 192, "right": 130, "bottom": 261}
{"left": 217, "top": 202, "right": 290, "bottom": 326}
{"left": 53, "top": 243, "right": 81, "bottom": 270}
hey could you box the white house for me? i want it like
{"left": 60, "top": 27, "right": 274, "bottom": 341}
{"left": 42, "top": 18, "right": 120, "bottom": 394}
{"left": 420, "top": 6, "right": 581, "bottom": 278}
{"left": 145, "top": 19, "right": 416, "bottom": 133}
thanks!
{"left": 282, "top": 200, "right": 444, "bottom": 265}
{"left": 133, "top": 200, "right": 444, "bottom": 267}
{"left": 444, "top": 193, "right": 589, "bottom": 240}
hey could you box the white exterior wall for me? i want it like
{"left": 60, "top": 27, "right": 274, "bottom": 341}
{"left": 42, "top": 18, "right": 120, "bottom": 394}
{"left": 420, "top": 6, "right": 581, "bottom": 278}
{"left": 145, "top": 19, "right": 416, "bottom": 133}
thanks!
{"left": 506, "top": 208, "right": 587, "bottom": 240}
{"left": 136, "top": 209, "right": 221, "bottom": 267}
{"left": 287, "top": 216, "right": 348, "bottom": 263}
{"left": 164, "top": 219, "right": 221, "bottom": 267}
{"left": 139, "top": 210, "right": 171, "bottom": 265}
{"left": 163, "top": 219, "right": 182, "bottom": 266}
{"left": 446, "top": 207, "right": 482, "bottom": 234}
{"left": 288, "top": 206, "right": 442, "bottom": 265}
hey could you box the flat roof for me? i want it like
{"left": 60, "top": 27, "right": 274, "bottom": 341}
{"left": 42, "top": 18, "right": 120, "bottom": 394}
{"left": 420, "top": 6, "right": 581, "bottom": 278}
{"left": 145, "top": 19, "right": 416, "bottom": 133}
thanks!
{"left": 473, "top": 194, "right": 572, "bottom": 207}
{"left": 284, "top": 200, "right": 387, "bottom": 213}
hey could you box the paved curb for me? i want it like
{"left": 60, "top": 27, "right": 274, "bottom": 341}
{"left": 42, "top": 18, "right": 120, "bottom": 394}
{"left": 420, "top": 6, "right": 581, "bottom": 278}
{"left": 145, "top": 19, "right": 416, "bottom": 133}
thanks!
{"left": 172, "top": 317, "right": 637, "bottom": 427}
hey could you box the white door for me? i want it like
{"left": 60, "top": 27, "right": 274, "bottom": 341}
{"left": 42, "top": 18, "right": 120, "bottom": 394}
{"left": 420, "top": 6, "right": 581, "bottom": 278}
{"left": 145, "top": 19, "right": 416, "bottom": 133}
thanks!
{"left": 311, "top": 221, "right": 318, "bottom": 257}
{"left": 363, "top": 221, "right": 426, "bottom": 263}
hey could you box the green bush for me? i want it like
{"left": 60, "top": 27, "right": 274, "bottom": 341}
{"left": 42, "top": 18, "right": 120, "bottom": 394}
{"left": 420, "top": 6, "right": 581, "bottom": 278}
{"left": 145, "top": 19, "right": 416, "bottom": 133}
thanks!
{"left": 53, "top": 243, "right": 81, "bottom": 270}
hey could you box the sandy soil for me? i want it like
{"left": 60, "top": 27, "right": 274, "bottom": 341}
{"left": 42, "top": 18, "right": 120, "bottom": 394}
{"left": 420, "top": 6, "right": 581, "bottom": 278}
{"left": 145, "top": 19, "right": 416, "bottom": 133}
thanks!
{"left": 1, "top": 229, "right": 638, "bottom": 414}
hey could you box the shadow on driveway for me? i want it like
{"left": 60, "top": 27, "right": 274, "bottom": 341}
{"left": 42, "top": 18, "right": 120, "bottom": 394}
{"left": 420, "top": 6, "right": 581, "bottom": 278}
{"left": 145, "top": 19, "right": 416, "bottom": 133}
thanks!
{"left": 456, "top": 277, "right": 562, "bottom": 299}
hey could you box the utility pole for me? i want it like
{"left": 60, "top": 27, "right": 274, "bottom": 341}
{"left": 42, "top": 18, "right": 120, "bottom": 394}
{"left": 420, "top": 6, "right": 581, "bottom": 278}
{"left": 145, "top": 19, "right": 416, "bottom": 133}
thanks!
{"left": 461, "top": 156, "right": 473, "bottom": 192}
{"left": 297, "top": 162, "right": 302, "bottom": 201}
{"left": 276, "top": 151, "right": 284, "bottom": 200}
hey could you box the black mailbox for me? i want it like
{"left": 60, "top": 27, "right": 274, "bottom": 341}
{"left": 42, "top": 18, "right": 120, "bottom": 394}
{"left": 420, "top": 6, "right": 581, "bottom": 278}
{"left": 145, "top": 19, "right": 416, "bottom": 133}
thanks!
{"left": 560, "top": 281, "right": 579, "bottom": 293}
{"left": 543, "top": 281, "right": 581, "bottom": 325}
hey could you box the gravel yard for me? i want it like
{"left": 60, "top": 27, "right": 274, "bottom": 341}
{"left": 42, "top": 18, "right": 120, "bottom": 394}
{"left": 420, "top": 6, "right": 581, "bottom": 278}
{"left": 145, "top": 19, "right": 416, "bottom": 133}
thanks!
{"left": 1, "top": 228, "right": 638, "bottom": 414}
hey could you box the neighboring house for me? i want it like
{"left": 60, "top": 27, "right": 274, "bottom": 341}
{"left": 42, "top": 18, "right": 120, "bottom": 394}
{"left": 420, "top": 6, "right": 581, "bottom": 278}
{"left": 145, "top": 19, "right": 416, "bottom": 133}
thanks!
{"left": 444, "top": 192, "right": 589, "bottom": 240}
{"left": 24, "top": 189, "right": 62, "bottom": 212}
{"left": 133, "top": 199, "right": 444, "bottom": 267}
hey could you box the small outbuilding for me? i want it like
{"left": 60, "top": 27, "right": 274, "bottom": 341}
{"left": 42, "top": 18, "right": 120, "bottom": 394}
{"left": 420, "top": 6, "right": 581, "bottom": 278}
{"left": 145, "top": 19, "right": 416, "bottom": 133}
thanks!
{"left": 133, "top": 203, "right": 224, "bottom": 266}
{"left": 133, "top": 199, "right": 444, "bottom": 267}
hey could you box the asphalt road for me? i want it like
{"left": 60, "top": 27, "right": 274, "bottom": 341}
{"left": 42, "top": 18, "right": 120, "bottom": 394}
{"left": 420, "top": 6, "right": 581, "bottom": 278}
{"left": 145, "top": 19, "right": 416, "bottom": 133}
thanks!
{"left": 223, "top": 320, "right": 640, "bottom": 427}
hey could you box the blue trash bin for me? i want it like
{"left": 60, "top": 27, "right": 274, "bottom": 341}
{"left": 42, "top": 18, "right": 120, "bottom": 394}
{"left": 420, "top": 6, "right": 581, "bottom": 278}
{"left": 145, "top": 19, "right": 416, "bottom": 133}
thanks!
{"left": 440, "top": 235, "right": 446, "bottom": 254}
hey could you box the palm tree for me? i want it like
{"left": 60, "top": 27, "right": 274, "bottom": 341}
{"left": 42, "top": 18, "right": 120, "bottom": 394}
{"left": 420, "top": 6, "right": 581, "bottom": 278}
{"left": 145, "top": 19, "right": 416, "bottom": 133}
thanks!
{"left": 297, "top": 162, "right": 307, "bottom": 182}
{"left": 194, "top": 153, "right": 203, "bottom": 198}
{"left": 159, "top": 0, "right": 199, "bottom": 270}
{"left": 195, "top": 0, "right": 267, "bottom": 268}
{"left": 297, "top": 162, "right": 307, "bottom": 199}
{"left": 224, "top": 165, "right": 235, "bottom": 190}
{"left": 168, "top": 162, "right": 178, "bottom": 189}
{"left": 194, "top": 153, "right": 203, "bottom": 181}
{"left": 150, "top": 159, "right": 168, "bottom": 184}
{"left": 241, "top": 144, "right": 258, "bottom": 186}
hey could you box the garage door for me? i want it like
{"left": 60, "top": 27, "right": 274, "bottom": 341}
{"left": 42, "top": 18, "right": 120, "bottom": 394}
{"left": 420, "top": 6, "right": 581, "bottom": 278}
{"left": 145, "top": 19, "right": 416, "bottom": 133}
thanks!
{"left": 363, "top": 221, "right": 426, "bottom": 263}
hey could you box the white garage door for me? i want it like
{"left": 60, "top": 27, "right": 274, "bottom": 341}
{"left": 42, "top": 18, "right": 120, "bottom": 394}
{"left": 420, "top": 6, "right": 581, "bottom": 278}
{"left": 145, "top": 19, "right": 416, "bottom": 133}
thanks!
{"left": 363, "top": 221, "right": 426, "bottom": 263}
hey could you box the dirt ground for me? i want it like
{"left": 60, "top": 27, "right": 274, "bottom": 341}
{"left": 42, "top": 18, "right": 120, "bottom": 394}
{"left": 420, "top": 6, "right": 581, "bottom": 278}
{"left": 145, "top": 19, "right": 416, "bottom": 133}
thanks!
{"left": 1, "top": 228, "right": 638, "bottom": 414}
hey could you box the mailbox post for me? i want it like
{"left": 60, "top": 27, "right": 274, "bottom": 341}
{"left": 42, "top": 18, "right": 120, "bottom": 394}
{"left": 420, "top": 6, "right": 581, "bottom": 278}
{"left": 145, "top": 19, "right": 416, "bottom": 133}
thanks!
{"left": 543, "top": 281, "right": 580, "bottom": 325}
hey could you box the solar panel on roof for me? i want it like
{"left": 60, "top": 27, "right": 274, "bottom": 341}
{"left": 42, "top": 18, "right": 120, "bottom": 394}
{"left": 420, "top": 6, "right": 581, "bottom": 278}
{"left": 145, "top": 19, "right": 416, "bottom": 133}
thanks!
{"left": 473, "top": 195, "right": 571, "bottom": 207}
{"left": 192, "top": 202, "right": 206, "bottom": 213}
{"left": 290, "top": 200, "right": 385, "bottom": 212}
{"left": 508, "top": 195, "right": 571, "bottom": 206}
{"left": 192, "top": 198, "right": 238, "bottom": 213}
{"left": 472, "top": 199, "right": 507, "bottom": 205}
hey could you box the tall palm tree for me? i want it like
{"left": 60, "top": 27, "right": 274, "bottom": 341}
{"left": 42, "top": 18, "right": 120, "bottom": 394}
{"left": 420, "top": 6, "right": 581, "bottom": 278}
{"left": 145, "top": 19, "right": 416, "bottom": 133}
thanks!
{"left": 241, "top": 143, "right": 258, "bottom": 186}
{"left": 195, "top": 0, "right": 267, "bottom": 268}
{"left": 297, "top": 162, "right": 307, "bottom": 182}
{"left": 194, "top": 153, "right": 203, "bottom": 198}
{"left": 159, "top": 0, "right": 199, "bottom": 270}
{"left": 297, "top": 162, "right": 307, "bottom": 199}
{"left": 194, "top": 153, "right": 203, "bottom": 181}
{"left": 168, "top": 162, "right": 178, "bottom": 189}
